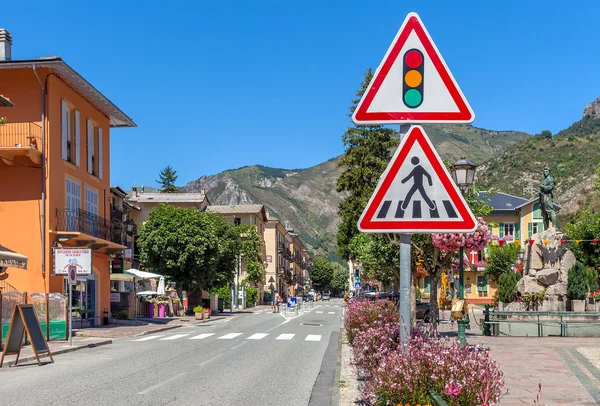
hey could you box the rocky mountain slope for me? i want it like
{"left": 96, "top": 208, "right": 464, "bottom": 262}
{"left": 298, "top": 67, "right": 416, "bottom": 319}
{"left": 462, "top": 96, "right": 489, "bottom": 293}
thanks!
{"left": 184, "top": 124, "right": 530, "bottom": 260}
{"left": 477, "top": 114, "right": 600, "bottom": 223}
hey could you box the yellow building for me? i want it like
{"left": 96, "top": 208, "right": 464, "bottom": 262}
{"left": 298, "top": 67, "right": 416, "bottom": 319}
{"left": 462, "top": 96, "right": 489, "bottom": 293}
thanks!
{"left": 462, "top": 191, "right": 560, "bottom": 304}
{"left": 264, "top": 217, "right": 290, "bottom": 299}
{"left": 206, "top": 204, "right": 268, "bottom": 300}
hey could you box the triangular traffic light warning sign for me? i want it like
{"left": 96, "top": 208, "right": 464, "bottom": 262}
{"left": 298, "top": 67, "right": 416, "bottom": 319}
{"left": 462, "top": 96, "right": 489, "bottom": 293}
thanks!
{"left": 358, "top": 126, "right": 477, "bottom": 233}
{"left": 353, "top": 12, "right": 475, "bottom": 125}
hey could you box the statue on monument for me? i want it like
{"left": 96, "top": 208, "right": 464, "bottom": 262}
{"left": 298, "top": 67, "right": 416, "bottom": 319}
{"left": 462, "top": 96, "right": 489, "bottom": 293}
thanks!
{"left": 539, "top": 166, "right": 558, "bottom": 230}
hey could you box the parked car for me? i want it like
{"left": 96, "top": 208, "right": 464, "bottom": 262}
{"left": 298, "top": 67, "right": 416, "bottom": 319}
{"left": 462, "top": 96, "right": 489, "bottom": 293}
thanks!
{"left": 322, "top": 293, "right": 331, "bottom": 301}
{"left": 303, "top": 295, "right": 313, "bottom": 302}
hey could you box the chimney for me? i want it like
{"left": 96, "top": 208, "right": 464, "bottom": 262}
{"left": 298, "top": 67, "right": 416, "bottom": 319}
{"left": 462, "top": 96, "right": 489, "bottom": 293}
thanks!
{"left": 141, "top": 185, "right": 145, "bottom": 193}
{"left": 200, "top": 188, "right": 205, "bottom": 194}
{"left": 131, "top": 187, "right": 138, "bottom": 198}
{"left": 0, "top": 29, "right": 12, "bottom": 61}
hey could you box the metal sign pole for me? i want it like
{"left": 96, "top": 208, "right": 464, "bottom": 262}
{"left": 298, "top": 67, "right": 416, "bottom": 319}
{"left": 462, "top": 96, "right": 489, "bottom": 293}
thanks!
{"left": 399, "top": 124, "right": 412, "bottom": 344}
{"left": 68, "top": 282, "right": 72, "bottom": 346}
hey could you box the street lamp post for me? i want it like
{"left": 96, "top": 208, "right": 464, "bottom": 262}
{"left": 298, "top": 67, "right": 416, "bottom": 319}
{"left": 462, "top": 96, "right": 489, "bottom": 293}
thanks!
{"left": 450, "top": 158, "right": 478, "bottom": 347}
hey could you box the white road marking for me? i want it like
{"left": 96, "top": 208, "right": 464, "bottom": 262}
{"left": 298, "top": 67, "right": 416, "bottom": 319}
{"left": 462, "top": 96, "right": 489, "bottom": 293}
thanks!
{"left": 230, "top": 342, "right": 247, "bottom": 350}
{"left": 189, "top": 333, "right": 215, "bottom": 340}
{"left": 328, "top": 312, "right": 335, "bottom": 314}
{"left": 138, "top": 372, "right": 186, "bottom": 394}
{"left": 199, "top": 353, "right": 223, "bottom": 367}
{"left": 305, "top": 335, "right": 322, "bottom": 342}
{"left": 222, "top": 317, "right": 235, "bottom": 323}
{"left": 132, "top": 335, "right": 163, "bottom": 342}
{"left": 316, "top": 311, "right": 323, "bottom": 314}
{"left": 247, "top": 333, "right": 268, "bottom": 340}
{"left": 218, "top": 333, "right": 242, "bottom": 340}
{"left": 160, "top": 334, "right": 190, "bottom": 341}
{"left": 276, "top": 334, "right": 295, "bottom": 340}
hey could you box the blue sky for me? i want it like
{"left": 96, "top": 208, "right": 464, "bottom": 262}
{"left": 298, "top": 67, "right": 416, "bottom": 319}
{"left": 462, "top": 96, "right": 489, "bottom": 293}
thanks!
{"left": 3, "top": 1, "right": 600, "bottom": 188}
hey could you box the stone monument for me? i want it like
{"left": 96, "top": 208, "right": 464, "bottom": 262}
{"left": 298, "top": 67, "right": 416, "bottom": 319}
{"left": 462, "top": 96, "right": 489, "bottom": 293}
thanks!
{"left": 539, "top": 166, "right": 558, "bottom": 231}
{"left": 514, "top": 229, "right": 575, "bottom": 311}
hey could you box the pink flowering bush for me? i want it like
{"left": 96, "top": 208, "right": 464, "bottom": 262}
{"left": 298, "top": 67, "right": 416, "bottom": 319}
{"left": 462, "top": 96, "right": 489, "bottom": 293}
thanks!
{"left": 343, "top": 299, "right": 398, "bottom": 345}
{"left": 361, "top": 330, "right": 505, "bottom": 406}
{"left": 432, "top": 217, "right": 493, "bottom": 252}
{"left": 352, "top": 322, "right": 399, "bottom": 373}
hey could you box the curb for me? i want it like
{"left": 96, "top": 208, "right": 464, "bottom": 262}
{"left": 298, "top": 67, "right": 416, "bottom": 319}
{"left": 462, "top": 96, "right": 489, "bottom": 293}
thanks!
{"left": 3, "top": 339, "right": 113, "bottom": 367}
{"left": 331, "top": 328, "right": 343, "bottom": 405}
{"left": 134, "top": 324, "right": 182, "bottom": 337}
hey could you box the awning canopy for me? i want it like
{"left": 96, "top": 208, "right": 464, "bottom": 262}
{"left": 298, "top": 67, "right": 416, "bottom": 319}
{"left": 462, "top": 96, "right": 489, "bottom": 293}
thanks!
{"left": 124, "top": 268, "right": 162, "bottom": 279}
{"left": 0, "top": 245, "right": 28, "bottom": 269}
{"left": 110, "top": 273, "right": 134, "bottom": 282}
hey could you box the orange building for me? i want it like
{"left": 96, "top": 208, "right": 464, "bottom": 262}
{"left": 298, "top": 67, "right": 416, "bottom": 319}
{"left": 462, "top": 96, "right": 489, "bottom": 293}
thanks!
{"left": 0, "top": 30, "right": 135, "bottom": 326}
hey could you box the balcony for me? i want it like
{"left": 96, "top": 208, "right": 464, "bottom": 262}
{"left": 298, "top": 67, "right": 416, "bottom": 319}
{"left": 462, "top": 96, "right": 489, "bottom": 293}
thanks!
{"left": 110, "top": 205, "right": 124, "bottom": 222}
{"left": 54, "top": 209, "right": 126, "bottom": 254}
{"left": 0, "top": 121, "right": 42, "bottom": 166}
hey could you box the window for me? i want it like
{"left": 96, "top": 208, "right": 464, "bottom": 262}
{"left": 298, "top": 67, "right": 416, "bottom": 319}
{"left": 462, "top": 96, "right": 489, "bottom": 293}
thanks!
{"left": 86, "top": 120, "right": 102, "bottom": 178}
{"left": 234, "top": 217, "right": 241, "bottom": 226}
{"left": 477, "top": 250, "right": 484, "bottom": 262}
{"left": 532, "top": 203, "right": 542, "bottom": 220}
{"left": 66, "top": 179, "right": 81, "bottom": 231}
{"left": 503, "top": 223, "right": 515, "bottom": 238}
{"left": 476, "top": 275, "right": 488, "bottom": 296}
{"left": 528, "top": 221, "right": 543, "bottom": 238}
{"left": 85, "top": 188, "right": 99, "bottom": 237}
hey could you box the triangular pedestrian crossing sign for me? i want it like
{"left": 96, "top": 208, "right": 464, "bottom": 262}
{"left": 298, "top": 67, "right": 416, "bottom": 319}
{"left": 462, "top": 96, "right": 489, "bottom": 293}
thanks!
{"left": 358, "top": 126, "right": 477, "bottom": 233}
{"left": 353, "top": 12, "right": 475, "bottom": 125}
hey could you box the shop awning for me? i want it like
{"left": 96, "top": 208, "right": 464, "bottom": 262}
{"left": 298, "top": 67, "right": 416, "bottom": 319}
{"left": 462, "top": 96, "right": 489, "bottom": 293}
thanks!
{"left": 110, "top": 273, "right": 134, "bottom": 282}
{"left": 0, "top": 245, "right": 28, "bottom": 269}
{"left": 124, "top": 268, "right": 162, "bottom": 279}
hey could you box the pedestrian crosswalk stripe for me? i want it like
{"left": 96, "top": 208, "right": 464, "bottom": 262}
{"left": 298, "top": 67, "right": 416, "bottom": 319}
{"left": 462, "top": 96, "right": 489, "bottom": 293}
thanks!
{"left": 316, "top": 311, "right": 323, "bottom": 314}
{"left": 328, "top": 312, "right": 335, "bottom": 314}
{"left": 377, "top": 199, "right": 458, "bottom": 220}
{"left": 247, "top": 333, "right": 268, "bottom": 340}
{"left": 305, "top": 335, "right": 322, "bottom": 341}
{"left": 219, "top": 333, "right": 242, "bottom": 340}
{"left": 276, "top": 334, "right": 295, "bottom": 340}
{"left": 190, "top": 333, "right": 215, "bottom": 340}
{"left": 160, "top": 334, "right": 190, "bottom": 341}
{"left": 133, "top": 335, "right": 163, "bottom": 342}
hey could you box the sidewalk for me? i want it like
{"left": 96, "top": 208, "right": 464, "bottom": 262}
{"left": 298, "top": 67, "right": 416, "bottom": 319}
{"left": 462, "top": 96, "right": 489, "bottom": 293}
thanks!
{"left": 0, "top": 337, "right": 112, "bottom": 368}
{"left": 74, "top": 305, "right": 273, "bottom": 339}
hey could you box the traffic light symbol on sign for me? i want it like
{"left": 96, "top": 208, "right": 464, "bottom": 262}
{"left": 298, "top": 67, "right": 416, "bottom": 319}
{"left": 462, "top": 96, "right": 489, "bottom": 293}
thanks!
{"left": 402, "top": 48, "right": 424, "bottom": 109}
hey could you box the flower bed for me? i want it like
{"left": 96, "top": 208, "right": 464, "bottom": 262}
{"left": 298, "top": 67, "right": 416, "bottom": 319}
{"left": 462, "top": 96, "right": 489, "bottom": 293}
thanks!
{"left": 344, "top": 300, "right": 505, "bottom": 405}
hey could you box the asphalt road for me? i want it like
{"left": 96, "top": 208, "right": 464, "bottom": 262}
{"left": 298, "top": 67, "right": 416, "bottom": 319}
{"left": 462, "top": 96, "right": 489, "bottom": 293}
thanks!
{"left": 0, "top": 299, "right": 343, "bottom": 406}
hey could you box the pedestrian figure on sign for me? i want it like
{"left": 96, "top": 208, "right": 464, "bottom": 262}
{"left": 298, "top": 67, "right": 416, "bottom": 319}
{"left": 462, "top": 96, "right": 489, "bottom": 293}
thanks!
{"left": 400, "top": 156, "right": 436, "bottom": 211}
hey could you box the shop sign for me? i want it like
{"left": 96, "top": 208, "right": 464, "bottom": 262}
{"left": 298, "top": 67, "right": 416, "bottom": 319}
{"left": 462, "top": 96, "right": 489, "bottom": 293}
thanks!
{"left": 110, "top": 293, "right": 121, "bottom": 302}
{"left": 53, "top": 248, "right": 92, "bottom": 275}
{"left": 266, "top": 255, "right": 272, "bottom": 263}
{"left": 112, "top": 257, "right": 124, "bottom": 273}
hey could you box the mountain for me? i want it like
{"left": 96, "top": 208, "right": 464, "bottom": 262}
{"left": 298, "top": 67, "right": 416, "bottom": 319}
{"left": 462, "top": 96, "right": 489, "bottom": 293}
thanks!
{"left": 184, "top": 124, "right": 530, "bottom": 260}
{"left": 477, "top": 114, "right": 600, "bottom": 223}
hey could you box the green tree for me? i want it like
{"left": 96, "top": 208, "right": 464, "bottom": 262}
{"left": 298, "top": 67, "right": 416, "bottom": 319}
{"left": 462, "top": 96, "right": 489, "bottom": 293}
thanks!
{"left": 236, "top": 224, "right": 264, "bottom": 286}
{"left": 349, "top": 233, "right": 398, "bottom": 287}
{"left": 331, "top": 262, "right": 349, "bottom": 295}
{"left": 567, "top": 262, "right": 588, "bottom": 300}
{"left": 310, "top": 256, "right": 334, "bottom": 292}
{"left": 535, "top": 130, "right": 552, "bottom": 139}
{"left": 137, "top": 205, "right": 239, "bottom": 294}
{"left": 564, "top": 210, "right": 600, "bottom": 269}
{"left": 336, "top": 69, "right": 398, "bottom": 260}
{"left": 483, "top": 244, "right": 521, "bottom": 284}
{"left": 157, "top": 165, "right": 180, "bottom": 193}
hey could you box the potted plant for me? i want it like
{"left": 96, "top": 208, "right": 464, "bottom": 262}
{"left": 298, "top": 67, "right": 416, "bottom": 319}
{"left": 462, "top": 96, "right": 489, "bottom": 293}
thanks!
{"left": 205, "top": 307, "right": 211, "bottom": 319}
{"left": 193, "top": 305, "right": 204, "bottom": 320}
{"left": 587, "top": 290, "right": 600, "bottom": 312}
{"left": 567, "top": 262, "right": 587, "bottom": 312}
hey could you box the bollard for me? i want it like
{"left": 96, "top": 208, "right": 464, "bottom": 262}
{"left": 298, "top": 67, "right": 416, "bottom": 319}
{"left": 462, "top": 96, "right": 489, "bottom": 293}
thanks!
{"left": 103, "top": 308, "right": 109, "bottom": 325}
{"left": 483, "top": 304, "right": 491, "bottom": 336}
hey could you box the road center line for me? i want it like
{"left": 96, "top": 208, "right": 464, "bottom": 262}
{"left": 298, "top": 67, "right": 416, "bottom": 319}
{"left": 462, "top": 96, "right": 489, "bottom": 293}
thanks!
{"left": 199, "top": 353, "right": 224, "bottom": 367}
{"left": 230, "top": 341, "right": 247, "bottom": 350}
{"left": 138, "top": 372, "right": 186, "bottom": 395}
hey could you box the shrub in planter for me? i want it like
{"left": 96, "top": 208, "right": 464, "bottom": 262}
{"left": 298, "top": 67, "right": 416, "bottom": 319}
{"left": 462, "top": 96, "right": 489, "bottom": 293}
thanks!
{"left": 567, "top": 262, "right": 588, "bottom": 309}
{"left": 585, "top": 267, "right": 599, "bottom": 294}
{"left": 343, "top": 299, "right": 399, "bottom": 345}
{"left": 193, "top": 305, "right": 204, "bottom": 320}
{"left": 498, "top": 272, "right": 519, "bottom": 304}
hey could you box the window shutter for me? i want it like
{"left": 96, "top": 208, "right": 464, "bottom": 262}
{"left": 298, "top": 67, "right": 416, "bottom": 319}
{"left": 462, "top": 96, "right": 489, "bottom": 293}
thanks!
{"left": 61, "top": 100, "right": 68, "bottom": 160}
{"left": 499, "top": 223, "right": 504, "bottom": 238}
{"left": 515, "top": 222, "right": 520, "bottom": 240}
{"left": 87, "top": 119, "right": 93, "bottom": 174}
{"left": 98, "top": 127, "right": 103, "bottom": 179}
{"left": 74, "top": 110, "right": 80, "bottom": 167}
{"left": 528, "top": 222, "right": 533, "bottom": 239}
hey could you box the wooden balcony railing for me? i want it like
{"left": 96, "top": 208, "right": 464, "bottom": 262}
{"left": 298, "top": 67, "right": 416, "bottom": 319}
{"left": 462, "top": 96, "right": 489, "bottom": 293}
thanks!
{"left": 0, "top": 121, "right": 42, "bottom": 149}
